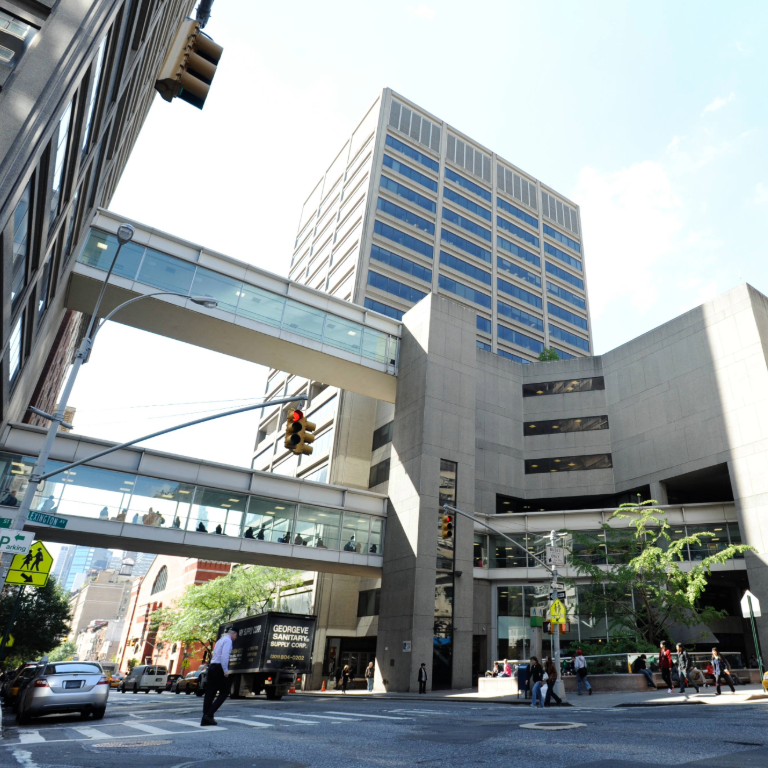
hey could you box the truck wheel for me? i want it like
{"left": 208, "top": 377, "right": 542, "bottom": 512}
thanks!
{"left": 265, "top": 687, "right": 282, "bottom": 701}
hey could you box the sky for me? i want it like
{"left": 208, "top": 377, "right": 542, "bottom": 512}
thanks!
{"left": 61, "top": 0, "right": 768, "bottom": 479}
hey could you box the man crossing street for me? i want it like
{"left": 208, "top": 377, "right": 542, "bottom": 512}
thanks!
{"left": 201, "top": 628, "right": 238, "bottom": 726}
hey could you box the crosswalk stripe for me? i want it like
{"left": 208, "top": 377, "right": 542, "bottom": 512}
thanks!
{"left": 122, "top": 723, "right": 174, "bottom": 735}
{"left": 73, "top": 727, "right": 111, "bottom": 739}
{"left": 215, "top": 717, "right": 273, "bottom": 728}
{"left": 326, "top": 711, "right": 410, "bottom": 720}
{"left": 298, "top": 714, "right": 360, "bottom": 722}
{"left": 165, "top": 719, "right": 227, "bottom": 731}
{"left": 249, "top": 715, "right": 319, "bottom": 725}
{"left": 18, "top": 732, "right": 45, "bottom": 744}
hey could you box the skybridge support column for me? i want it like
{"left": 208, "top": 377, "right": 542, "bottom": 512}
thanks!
{"left": 376, "top": 295, "right": 477, "bottom": 692}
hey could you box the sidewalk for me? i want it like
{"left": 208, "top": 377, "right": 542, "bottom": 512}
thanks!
{"left": 295, "top": 685, "right": 768, "bottom": 708}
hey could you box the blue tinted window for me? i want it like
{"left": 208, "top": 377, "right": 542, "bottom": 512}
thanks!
{"left": 385, "top": 135, "right": 439, "bottom": 172}
{"left": 380, "top": 176, "right": 436, "bottom": 213}
{"left": 382, "top": 155, "right": 438, "bottom": 192}
{"left": 498, "top": 349, "right": 529, "bottom": 364}
{"left": 549, "top": 323, "right": 590, "bottom": 352}
{"left": 442, "top": 208, "right": 491, "bottom": 242}
{"left": 497, "top": 256, "right": 541, "bottom": 287}
{"left": 553, "top": 347, "right": 576, "bottom": 360}
{"left": 374, "top": 220, "right": 433, "bottom": 258}
{"left": 477, "top": 315, "right": 492, "bottom": 333}
{"left": 546, "top": 262, "right": 584, "bottom": 290}
{"left": 443, "top": 187, "right": 491, "bottom": 221}
{"left": 497, "top": 324, "right": 544, "bottom": 354}
{"left": 547, "top": 281, "right": 586, "bottom": 310}
{"left": 497, "top": 278, "right": 542, "bottom": 308}
{"left": 438, "top": 274, "right": 491, "bottom": 308}
{"left": 477, "top": 340, "right": 492, "bottom": 351}
{"left": 496, "top": 236, "right": 540, "bottom": 268}
{"left": 544, "top": 242, "right": 582, "bottom": 271}
{"left": 498, "top": 301, "right": 543, "bottom": 331}
{"left": 496, "top": 197, "right": 539, "bottom": 228}
{"left": 543, "top": 224, "right": 581, "bottom": 253}
{"left": 365, "top": 297, "right": 404, "bottom": 321}
{"left": 496, "top": 216, "right": 539, "bottom": 247}
{"left": 378, "top": 197, "right": 434, "bottom": 235}
{"left": 444, "top": 168, "right": 492, "bottom": 201}
{"left": 368, "top": 270, "right": 427, "bottom": 304}
{"left": 548, "top": 302, "right": 588, "bottom": 330}
{"left": 371, "top": 244, "right": 432, "bottom": 283}
{"left": 440, "top": 251, "right": 491, "bottom": 285}
{"left": 441, "top": 229, "right": 491, "bottom": 263}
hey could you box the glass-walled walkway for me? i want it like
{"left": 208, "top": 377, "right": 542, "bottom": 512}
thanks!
{"left": 0, "top": 452, "right": 384, "bottom": 555}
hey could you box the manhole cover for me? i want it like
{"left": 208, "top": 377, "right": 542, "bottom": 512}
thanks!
{"left": 520, "top": 722, "right": 586, "bottom": 731}
{"left": 93, "top": 740, "right": 171, "bottom": 748}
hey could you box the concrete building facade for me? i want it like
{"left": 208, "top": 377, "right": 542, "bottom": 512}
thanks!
{"left": 67, "top": 567, "right": 131, "bottom": 640}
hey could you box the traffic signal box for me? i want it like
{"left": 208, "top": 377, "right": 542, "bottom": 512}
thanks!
{"left": 441, "top": 512, "right": 453, "bottom": 539}
{"left": 155, "top": 19, "right": 223, "bottom": 109}
{"left": 284, "top": 409, "right": 316, "bottom": 456}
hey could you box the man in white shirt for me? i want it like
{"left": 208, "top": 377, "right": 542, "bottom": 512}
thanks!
{"left": 201, "top": 628, "right": 238, "bottom": 726}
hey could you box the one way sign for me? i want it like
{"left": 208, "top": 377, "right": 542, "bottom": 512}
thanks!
{"left": 0, "top": 530, "right": 33, "bottom": 556}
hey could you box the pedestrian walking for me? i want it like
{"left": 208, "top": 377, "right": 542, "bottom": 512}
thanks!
{"left": 631, "top": 654, "right": 656, "bottom": 688}
{"left": 543, "top": 657, "right": 562, "bottom": 707}
{"left": 529, "top": 656, "right": 544, "bottom": 707}
{"left": 340, "top": 665, "right": 351, "bottom": 693}
{"left": 574, "top": 650, "right": 592, "bottom": 696}
{"left": 711, "top": 647, "right": 735, "bottom": 694}
{"left": 418, "top": 662, "right": 428, "bottom": 694}
{"left": 659, "top": 641, "right": 674, "bottom": 693}
{"left": 365, "top": 661, "right": 375, "bottom": 692}
{"left": 200, "top": 627, "right": 238, "bottom": 726}
{"left": 676, "top": 643, "right": 699, "bottom": 694}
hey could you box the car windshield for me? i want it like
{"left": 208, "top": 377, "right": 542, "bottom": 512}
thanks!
{"left": 21, "top": 667, "right": 38, "bottom": 678}
{"left": 45, "top": 663, "right": 101, "bottom": 675}
{"left": 187, "top": 671, "right": 199, "bottom": 678}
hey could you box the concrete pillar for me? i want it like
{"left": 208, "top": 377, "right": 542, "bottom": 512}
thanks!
{"left": 649, "top": 481, "right": 668, "bottom": 505}
{"left": 376, "top": 295, "right": 476, "bottom": 691}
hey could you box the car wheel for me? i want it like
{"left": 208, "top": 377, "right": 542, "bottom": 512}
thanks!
{"left": 185, "top": 689, "right": 191, "bottom": 695}
{"left": 175, "top": 687, "right": 180, "bottom": 694}
{"left": 92, "top": 707, "right": 106, "bottom": 720}
{"left": 16, "top": 709, "right": 31, "bottom": 725}
{"left": 195, "top": 688, "right": 203, "bottom": 697}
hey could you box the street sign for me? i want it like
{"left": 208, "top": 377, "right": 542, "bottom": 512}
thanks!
{"left": 0, "top": 518, "right": 12, "bottom": 529}
{"left": 5, "top": 634, "right": 13, "bottom": 648}
{"left": 556, "top": 590, "right": 567, "bottom": 600}
{"left": 6, "top": 541, "right": 53, "bottom": 588}
{"left": 27, "top": 510, "right": 67, "bottom": 529}
{"left": 741, "top": 590, "right": 762, "bottom": 619}
{"left": 402, "top": 641, "right": 412, "bottom": 653}
{"left": 545, "top": 546, "right": 566, "bottom": 567}
{"left": 550, "top": 599, "right": 567, "bottom": 624}
{"left": 0, "top": 530, "right": 34, "bottom": 555}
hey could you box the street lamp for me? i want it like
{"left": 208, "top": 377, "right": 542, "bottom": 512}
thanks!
{"left": 0, "top": 223, "right": 220, "bottom": 586}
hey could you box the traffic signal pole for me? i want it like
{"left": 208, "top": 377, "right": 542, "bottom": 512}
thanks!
{"left": 442, "top": 504, "right": 567, "bottom": 701}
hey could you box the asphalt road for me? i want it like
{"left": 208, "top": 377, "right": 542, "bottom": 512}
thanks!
{"left": 1, "top": 690, "right": 767, "bottom": 768}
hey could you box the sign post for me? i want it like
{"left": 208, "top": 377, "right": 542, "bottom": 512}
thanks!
{"left": 741, "top": 590, "right": 764, "bottom": 688}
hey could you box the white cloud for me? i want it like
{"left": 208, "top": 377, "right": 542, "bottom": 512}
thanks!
{"left": 735, "top": 41, "right": 747, "bottom": 53}
{"left": 407, "top": 4, "right": 436, "bottom": 19}
{"left": 703, "top": 92, "right": 736, "bottom": 114}
{"left": 685, "top": 230, "right": 723, "bottom": 250}
{"left": 755, "top": 182, "right": 768, "bottom": 205}
{"left": 666, "top": 133, "right": 733, "bottom": 171}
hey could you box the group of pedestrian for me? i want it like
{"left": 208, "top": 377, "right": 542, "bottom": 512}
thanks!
{"left": 650, "top": 642, "right": 735, "bottom": 695}
{"left": 528, "top": 655, "right": 564, "bottom": 707}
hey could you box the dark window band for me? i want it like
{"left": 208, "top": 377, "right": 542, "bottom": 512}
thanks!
{"left": 522, "top": 377, "right": 604, "bottom": 397}
{"left": 525, "top": 454, "right": 612, "bottom": 474}
{"left": 524, "top": 416, "right": 608, "bottom": 436}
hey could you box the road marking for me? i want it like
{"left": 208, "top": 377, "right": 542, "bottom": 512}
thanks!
{"left": 122, "top": 723, "right": 175, "bottom": 735}
{"left": 325, "top": 711, "right": 411, "bottom": 720}
{"left": 12, "top": 749, "right": 39, "bottom": 768}
{"left": 215, "top": 717, "right": 273, "bottom": 728}
{"left": 298, "top": 714, "right": 360, "bottom": 722}
{"left": 165, "top": 719, "right": 227, "bottom": 731}
{"left": 249, "top": 715, "right": 320, "bottom": 724}
{"left": 72, "top": 727, "right": 111, "bottom": 740}
{"left": 18, "top": 732, "right": 44, "bottom": 744}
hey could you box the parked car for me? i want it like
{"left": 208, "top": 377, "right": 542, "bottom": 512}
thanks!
{"left": 165, "top": 674, "right": 181, "bottom": 691}
{"left": 121, "top": 664, "right": 168, "bottom": 694}
{"left": 173, "top": 668, "right": 206, "bottom": 695}
{"left": 4, "top": 664, "right": 39, "bottom": 710}
{"left": 16, "top": 661, "right": 109, "bottom": 723}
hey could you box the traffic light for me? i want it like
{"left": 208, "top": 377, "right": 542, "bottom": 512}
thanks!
{"left": 284, "top": 408, "right": 316, "bottom": 456}
{"left": 441, "top": 513, "right": 453, "bottom": 539}
{"left": 155, "top": 19, "right": 223, "bottom": 109}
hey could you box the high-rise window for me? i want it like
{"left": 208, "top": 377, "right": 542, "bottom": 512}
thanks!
{"left": 81, "top": 37, "right": 107, "bottom": 155}
{"left": 50, "top": 101, "right": 73, "bottom": 226}
{"left": 8, "top": 315, "right": 23, "bottom": 385}
{"left": 11, "top": 181, "right": 31, "bottom": 309}
{"left": 0, "top": 9, "right": 38, "bottom": 75}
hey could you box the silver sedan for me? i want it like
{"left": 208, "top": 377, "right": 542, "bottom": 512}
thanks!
{"left": 16, "top": 661, "right": 110, "bottom": 724}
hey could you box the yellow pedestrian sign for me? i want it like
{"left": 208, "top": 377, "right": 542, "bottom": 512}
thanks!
{"left": 6, "top": 634, "right": 13, "bottom": 648}
{"left": 6, "top": 541, "right": 52, "bottom": 587}
{"left": 550, "top": 598, "right": 566, "bottom": 624}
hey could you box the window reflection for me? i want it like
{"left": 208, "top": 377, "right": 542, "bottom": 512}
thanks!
{"left": 127, "top": 476, "right": 194, "bottom": 529}
{"left": 342, "top": 513, "right": 370, "bottom": 553}
{"left": 244, "top": 497, "right": 295, "bottom": 543}
{"left": 522, "top": 377, "right": 605, "bottom": 397}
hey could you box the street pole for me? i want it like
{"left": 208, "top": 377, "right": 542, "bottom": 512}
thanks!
{"left": 748, "top": 595, "right": 765, "bottom": 689}
{"left": 549, "top": 529, "right": 561, "bottom": 695}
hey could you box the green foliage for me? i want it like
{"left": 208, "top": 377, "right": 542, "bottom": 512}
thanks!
{"left": 47, "top": 640, "right": 76, "bottom": 662}
{"left": 0, "top": 580, "right": 71, "bottom": 666}
{"left": 127, "top": 658, "right": 138, "bottom": 671}
{"left": 538, "top": 347, "right": 560, "bottom": 362}
{"left": 567, "top": 500, "right": 754, "bottom": 646}
{"left": 151, "top": 566, "right": 303, "bottom": 654}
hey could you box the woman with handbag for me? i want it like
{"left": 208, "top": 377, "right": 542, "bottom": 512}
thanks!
{"left": 543, "top": 657, "right": 562, "bottom": 707}
{"left": 574, "top": 650, "right": 592, "bottom": 696}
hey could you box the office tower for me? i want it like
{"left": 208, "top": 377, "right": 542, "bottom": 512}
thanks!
{"left": 51, "top": 544, "right": 112, "bottom": 592}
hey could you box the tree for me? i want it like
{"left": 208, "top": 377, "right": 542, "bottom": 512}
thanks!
{"left": 48, "top": 640, "right": 76, "bottom": 662}
{"left": 538, "top": 347, "right": 560, "bottom": 362}
{"left": 0, "top": 580, "right": 71, "bottom": 666}
{"left": 566, "top": 499, "right": 753, "bottom": 646}
{"left": 151, "top": 566, "right": 303, "bottom": 657}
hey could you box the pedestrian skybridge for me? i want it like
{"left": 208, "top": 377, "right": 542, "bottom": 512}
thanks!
{"left": 0, "top": 424, "right": 386, "bottom": 577}
{"left": 65, "top": 210, "right": 400, "bottom": 404}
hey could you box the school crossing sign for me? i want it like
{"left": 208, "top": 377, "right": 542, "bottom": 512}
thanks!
{"left": 6, "top": 541, "right": 53, "bottom": 587}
